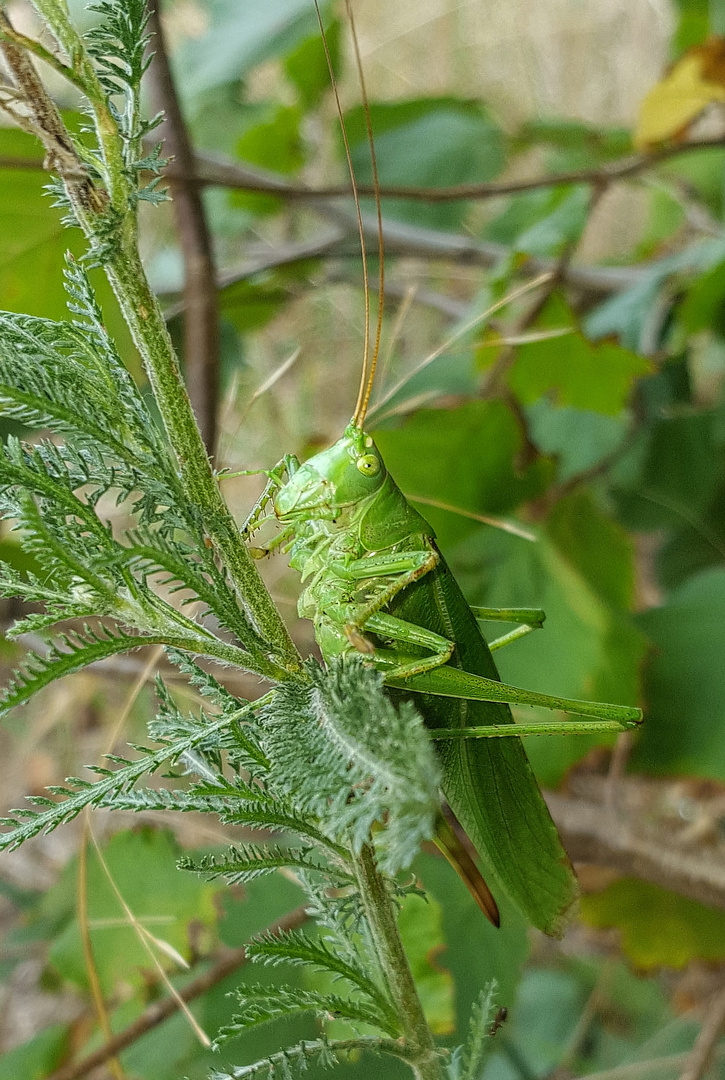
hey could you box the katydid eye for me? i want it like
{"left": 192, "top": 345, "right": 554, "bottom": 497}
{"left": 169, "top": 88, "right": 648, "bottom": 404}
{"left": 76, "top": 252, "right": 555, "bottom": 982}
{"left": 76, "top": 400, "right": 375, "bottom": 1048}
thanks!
{"left": 357, "top": 454, "right": 380, "bottom": 476}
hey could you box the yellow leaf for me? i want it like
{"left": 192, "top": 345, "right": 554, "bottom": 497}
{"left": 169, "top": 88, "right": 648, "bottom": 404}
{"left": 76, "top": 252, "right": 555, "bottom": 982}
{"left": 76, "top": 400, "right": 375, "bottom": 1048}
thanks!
{"left": 635, "top": 45, "right": 725, "bottom": 149}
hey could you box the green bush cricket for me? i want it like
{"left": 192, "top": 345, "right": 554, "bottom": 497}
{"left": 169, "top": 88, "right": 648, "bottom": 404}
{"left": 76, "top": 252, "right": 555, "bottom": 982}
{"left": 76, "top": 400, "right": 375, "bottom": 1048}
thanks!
{"left": 241, "top": 1, "right": 643, "bottom": 937}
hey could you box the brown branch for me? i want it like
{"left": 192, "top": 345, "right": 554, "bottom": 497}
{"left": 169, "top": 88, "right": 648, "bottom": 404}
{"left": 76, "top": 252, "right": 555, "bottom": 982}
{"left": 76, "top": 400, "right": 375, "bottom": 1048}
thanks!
{"left": 147, "top": 5, "right": 219, "bottom": 454}
{"left": 679, "top": 985, "right": 725, "bottom": 1080}
{"left": 546, "top": 790, "right": 725, "bottom": 910}
{"left": 4, "top": 131, "right": 725, "bottom": 204}
{"left": 187, "top": 136, "right": 725, "bottom": 203}
{"left": 159, "top": 214, "right": 644, "bottom": 314}
{"left": 46, "top": 904, "right": 309, "bottom": 1080}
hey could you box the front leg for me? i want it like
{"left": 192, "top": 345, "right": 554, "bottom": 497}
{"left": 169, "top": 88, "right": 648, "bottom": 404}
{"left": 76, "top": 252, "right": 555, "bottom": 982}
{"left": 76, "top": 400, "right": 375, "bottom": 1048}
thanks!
{"left": 239, "top": 455, "right": 300, "bottom": 541}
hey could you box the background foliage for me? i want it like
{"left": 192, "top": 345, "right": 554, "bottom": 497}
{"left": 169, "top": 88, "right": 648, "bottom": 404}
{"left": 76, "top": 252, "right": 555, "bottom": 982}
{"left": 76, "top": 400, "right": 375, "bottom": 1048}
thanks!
{"left": 3, "top": 0, "right": 725, "bottom": 1077}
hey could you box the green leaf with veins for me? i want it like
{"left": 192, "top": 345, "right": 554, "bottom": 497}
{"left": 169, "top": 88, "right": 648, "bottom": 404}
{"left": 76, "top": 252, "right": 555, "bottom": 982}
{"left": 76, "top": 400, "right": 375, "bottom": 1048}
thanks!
{"left": 496, "top": 294, "right": 652, "bottom": 414}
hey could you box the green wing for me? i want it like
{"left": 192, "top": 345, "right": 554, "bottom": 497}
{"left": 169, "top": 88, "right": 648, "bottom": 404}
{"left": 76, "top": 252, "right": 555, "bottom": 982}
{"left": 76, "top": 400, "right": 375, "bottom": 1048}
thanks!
{"left": 387, "top": 550, "right": 578, "bottom": 938}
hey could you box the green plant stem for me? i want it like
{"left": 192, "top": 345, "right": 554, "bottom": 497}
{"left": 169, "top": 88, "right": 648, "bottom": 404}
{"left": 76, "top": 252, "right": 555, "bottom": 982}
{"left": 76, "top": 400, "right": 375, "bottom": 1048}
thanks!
{"left": 106, "top": 241, "right": 299, "bottom": 679}
{"left": 353, "top": 843, "right": 445, "bottom": 1080}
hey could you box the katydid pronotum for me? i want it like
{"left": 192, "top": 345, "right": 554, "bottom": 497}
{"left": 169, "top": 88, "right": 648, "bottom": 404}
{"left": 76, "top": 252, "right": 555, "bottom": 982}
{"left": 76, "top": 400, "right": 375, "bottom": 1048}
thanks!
{"left": 240, "top": 1, "right": 642, "bottom": 937}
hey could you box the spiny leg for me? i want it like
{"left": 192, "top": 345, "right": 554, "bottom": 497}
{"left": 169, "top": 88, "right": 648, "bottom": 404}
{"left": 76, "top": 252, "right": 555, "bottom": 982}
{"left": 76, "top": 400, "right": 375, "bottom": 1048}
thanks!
{"left": 431, "top": 718, "right": 637, "bottom": 739}
{"left": 470, "top": 606, "right": 546, "bottom": 628}
{"left": 239, "top": 455, "right": 300, "bottom": 540}
{"left": 331, "top": 543, "right": 439, "bottom": 647}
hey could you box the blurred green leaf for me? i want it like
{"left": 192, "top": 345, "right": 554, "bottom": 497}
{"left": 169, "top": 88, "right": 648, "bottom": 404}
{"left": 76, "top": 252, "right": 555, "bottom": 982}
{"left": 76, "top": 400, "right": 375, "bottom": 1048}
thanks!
{"left": 546, "top": 490, "right": 636, "bottom": 610}
{"left": 499, "top": 295, "right": 652, "bottom": 414}
{"left": 612, "top": 411, "right": 725, "bottom": 530}
{"left": 525, "top": 398, "right": 629, "bottom": 483}
{"left": 515, "top": 117, "right": 632, "bottom": 162}
{"left": 284, "top": 20, "right": 341, "bottom": 108}
{"left": 398, "top": 892, "right": 455, "bottom": 1036}
{"left": 48, "top": 828, "right": 221, "bottom": 995}
{"left": 374, "top": 401, "right": 552, "bottom": 548}
{"left": 663, "top": 147, "right": 725, "bottom": 217}
{"left": 176, "top": 0, "right": 331, "bottom": 103}
{"left": 637, "top": 187, "right": 685, "bottom": 259}
{"left": 344, "top": 98, "right": 505, "bottom": 230}
{"left": 634, "top": 567, "right": 725, "bottom": 779}
{"left": 233, "top": 105, "right": 304, "bottom": 215}
{"left": 0, "top": 1025, "right": 69, "bottom": 1080}
{"left": 453, "top": 499, "right": 645, "bottom": 785}
{"left": 110, "top": 876, "right": 311, "bottom": 1080}
{"left": 515, "top": 187, "right": 591, "bottom": 257}
{"left": 672, "top": 0, "right": 712, "bottom": 53}
{"left": 0, "top": 126, "right": 136, "bottom": 366}
{"left": 218, "top": 278, "right": 292, "bottom": 334}
{"left": 679, "top": 258, "right": 725, "bottom": 335}
{"left": 415, "top": 852, "right": 529, "bottom": 1036}
{"left": 504, "top": 968, "right": 584, "bottom": 1074}
{"left": 581, "top": 879, "right": 725, "bottom": 969}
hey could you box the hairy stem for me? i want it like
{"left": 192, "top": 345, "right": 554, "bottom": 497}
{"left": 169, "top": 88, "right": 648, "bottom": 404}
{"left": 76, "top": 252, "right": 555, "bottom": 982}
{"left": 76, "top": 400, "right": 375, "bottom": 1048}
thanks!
{"left": 354, "top": 843, "right": 445, "bottom": 1080}
{"left": 107, "top": 241, "right": 298, "bottom": 677}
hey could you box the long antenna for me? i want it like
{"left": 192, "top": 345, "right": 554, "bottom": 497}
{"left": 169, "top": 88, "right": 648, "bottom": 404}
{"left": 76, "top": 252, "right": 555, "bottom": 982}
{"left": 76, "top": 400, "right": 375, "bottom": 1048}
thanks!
{"left": 345, "top": 0, "right": 385, "bottom": 429}
{"left": 313, "top": 0, "right": 371, "bottom": 425}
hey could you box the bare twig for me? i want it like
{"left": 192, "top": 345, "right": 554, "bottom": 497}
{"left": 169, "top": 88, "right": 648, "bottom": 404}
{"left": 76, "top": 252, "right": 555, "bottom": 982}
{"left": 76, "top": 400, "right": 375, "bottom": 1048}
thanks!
{"left": 186, "top": 137, "right": 725, "bottom": 204}
{"left": 147, "top": 5, "right": 219, "bottom": 454}
{"left": 45, "top": 904, "right": 309, "bottom": 1080}
{"left": 4, "top": 130, "right": 725, "bottom": 204}
{"left": 679, "top": 985, "right": 725, "bottom": 1080}
{"left": 546, "top": 791, "right": 725, "bottom": 910}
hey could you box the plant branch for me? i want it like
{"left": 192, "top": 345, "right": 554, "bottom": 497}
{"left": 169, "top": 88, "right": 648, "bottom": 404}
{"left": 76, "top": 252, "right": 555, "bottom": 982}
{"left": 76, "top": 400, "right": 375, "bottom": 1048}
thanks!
{"left": 0, "top": 19, "right": 88, "bottom": 94}
{"left": 186, "top": 136, "right": 725, "bottom": 203}
{"left": 546, "top": 790, "right": 725, "bottom": 911}
{"left": 353, "top": 843, "right": 444, "bottom": 1080}
{"left": 147, "top": 3, "right": 219, "bottom": 454}
{"left": 3, "top": 126, "right": 725, "bottom": 203}
{"left": 679, "top": 985, "right": 725, "bottom": 1080}
{"left": 44, "top": 904, "right": 309, "bottom": 1080}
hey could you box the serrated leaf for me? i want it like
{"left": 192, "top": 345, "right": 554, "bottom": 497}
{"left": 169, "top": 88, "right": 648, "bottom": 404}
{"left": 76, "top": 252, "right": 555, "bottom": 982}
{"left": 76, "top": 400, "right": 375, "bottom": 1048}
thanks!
{"left": 494, "top": 294, "right": 652, "bottom": 415}
{"left": 373, "top": 401, "right": 552, "bottom": 548}
{"left": 634, "top": 567, "right": 725, "bottom": 779}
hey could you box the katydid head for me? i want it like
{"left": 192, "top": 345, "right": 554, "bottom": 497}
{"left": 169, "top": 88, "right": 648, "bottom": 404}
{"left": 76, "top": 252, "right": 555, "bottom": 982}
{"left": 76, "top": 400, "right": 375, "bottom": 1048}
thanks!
{"left": 274, "top": 423, "right": 386, "bottom": 522}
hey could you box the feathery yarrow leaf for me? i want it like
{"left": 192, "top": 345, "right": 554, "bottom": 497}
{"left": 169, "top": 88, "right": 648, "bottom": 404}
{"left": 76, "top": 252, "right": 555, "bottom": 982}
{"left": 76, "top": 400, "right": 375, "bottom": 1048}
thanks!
{"left": 261, "top": 658, "right": 440, "bottom": 874}
{"left": 178, "top": 844, "right": 334, "bottom": 886}
{"left": 247, "top": 929, "right": 394, "bottom": 1023}
{"left": 209, "top": 1036, "right": 392, "bottom": 1079}
{"left": 0, "top": 626, "right": 172, "bottom": 719}
{"left": 214, "top": 984, "right": 398, "bottom": 1046}
{"left": 447, "top": 981, "right": 500, "bottom": 1080}
{"left": 0, "top": 712, "right": 234, "bottom": 850}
